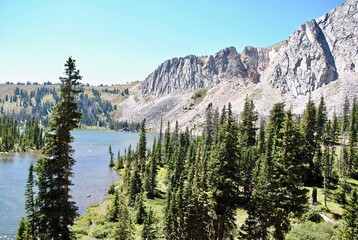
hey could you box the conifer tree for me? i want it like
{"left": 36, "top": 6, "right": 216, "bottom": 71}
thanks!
{"left": 209, "top": 103, "right": 240, "bottom": 240}
{"left": 348, "top": 97, "right": 357, "bottom": 176}
{"left": 116, "top": 150, "right": 124, "bottom": 169}
{"left": 142, "top": 207, "right": 157, "bottom": 240}
{"left": 35, "top": 57, "right": 82, "bottom": 240}
{"left": 24, "top": 162, "right": 37, "bottom": 240}
{"left": 316, "top": 95, "right": 328, "bottom": 140}
{"left": 271, "top": 110, "right": 307, "bottom": 239}
{"left": 183, "top": 147, "right": 211, "bottom": 240}
{"left": 16, "top": 218, "right": 31, "bottom": 240}
{"left": 109, "top": 145, "right": 115, "bottom": 167}
{"left": 238, "top": 97, "right": 258, "bottom": 203}
{"left": 174, "top": 120, "right": 179, "bottom": 147}
{"left": 128, "top": 161, "right": 142, "bottom": 205}
{"left": 244, "top": 103, "right": 286, "bottom": 240}
{"left": 135, "top": 194, "right": 146, "bottom": 225}
{"left": 157, "top": 117, "right": 163, "bottom": 166}
{"left": 342, "top": 95, "right": 350, "bottom": 133}
{"left": 341, "top": 188, "right": 358, "bottom": 240}
{"left": 163, "top": 121, "right": 172, "bottom": 164}
{"left": 301, "top": 95, "right": 318, "bottom": 182}
{"left": 107, "top": 190, "right": 120, "bottom": 222}
{"left": 257, "top": 119, "right": 266, "bottom": 154}
{"left": 114, "top": 192, "right": 133, "bottom": 240}
{"left": 167, "top": 133, "right": 187, "bottom": 191}
{"left": 138, "top": 118, "right": 147, "bottom": 170}
{"left": 122, "top": 147, "right": 132, "bottom": 191}
{"left": 145, "top": 138, "right": 158, "bottom": 199}
{"left": 204, "top": 103, "right": 214, "bottom": 147}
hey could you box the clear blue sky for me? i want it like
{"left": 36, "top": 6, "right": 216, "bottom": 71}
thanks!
{"left": 0, "top": 0, "right": 346, "bottom": 85}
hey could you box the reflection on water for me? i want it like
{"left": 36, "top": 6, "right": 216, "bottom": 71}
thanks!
{"left": 0, "top": 130, "right": 155, "bottom": 238}
{"left": 0, "top": 157, "right": 14, "bottom": 164}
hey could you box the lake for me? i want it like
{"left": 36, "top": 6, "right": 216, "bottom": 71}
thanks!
{"left": 0, "top": 130, "right": 155, "bottom": 239}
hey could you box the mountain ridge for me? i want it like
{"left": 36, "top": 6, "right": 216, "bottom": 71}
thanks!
{"left": 122, "top": 0, "right": 357, "bottom": 130}
{"left": 141, "top": 0, "right": 356, "bottom": 99}
{"left": 1, "top": 1, "right": 357, "bottom": 132}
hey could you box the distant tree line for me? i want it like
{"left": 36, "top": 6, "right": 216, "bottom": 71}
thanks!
{"left": 0, "top": 116, "right": 43, "bottom": 152}
{"left": 109, "top": 121, "right": 140, "bottom": 132}
{"left": 0, "top": 85, "right": 122, "bottom": 128}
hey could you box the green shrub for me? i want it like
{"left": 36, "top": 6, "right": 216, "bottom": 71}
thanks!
{"left": 302, "top": 208, "right": 324, "bottom": 223}
{"left": 108, "top": 182, "right": 116, "bottom": 195}
{"left": 191, "top": 89, "right": 206, "bottom": 100}
{"left": 90, "top": 222, "right": 117, "bottom": 239}
{"left": 286, "top": 222, "right": 339, "bottom": 240}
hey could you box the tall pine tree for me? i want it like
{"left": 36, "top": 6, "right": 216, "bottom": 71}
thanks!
{"left": 35, "top": 57, "right": 82, "bottom": 239}
{"left": 209, "top": 103, "right": 240, "bottom": 240}
{"left": 25, "top": 162, "right": 37, "bottom": 240}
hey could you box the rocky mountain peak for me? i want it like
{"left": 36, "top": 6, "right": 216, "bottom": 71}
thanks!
{"left": 141, "top": 0, "right": 357, "bottom": 98}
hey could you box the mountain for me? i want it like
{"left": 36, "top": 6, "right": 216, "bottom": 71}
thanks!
{"left": 1, "top": 1, "right": 357, "bottom": 132}
{"left": 117, "top": 0, "right": 358, "bottom": 130}
{"left": 141, "top": 0, "right": 357, "bottom": 98}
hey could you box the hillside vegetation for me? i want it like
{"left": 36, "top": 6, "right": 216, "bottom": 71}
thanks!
{"left": 72, "top": 96, "right": 358, "bottom": 239}
{"left": 0, "top": 82, "right": 140, "bottom": 130}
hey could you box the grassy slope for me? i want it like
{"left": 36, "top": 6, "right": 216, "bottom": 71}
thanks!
{"left": 72, "top": 167, "right": 167, "bottom": 239}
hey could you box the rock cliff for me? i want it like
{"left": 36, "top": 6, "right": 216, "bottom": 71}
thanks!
{"left": 141, "top": 0, "right": 357, "bottom": 98}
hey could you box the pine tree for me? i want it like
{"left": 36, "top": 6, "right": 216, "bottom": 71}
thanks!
{"left": 128, "top": 161, "right": 142, "bottom": 205}
{"left": 342, "top": 95, "right": 350, "bottom": 133}
{"left": 157, "top": 117, "right": 163, "bottom": 166}
{"left": 341, "top": 188, "right": 358, "bottom": 240}
{"left": 183, "top": 147, "right": 211, "bottom": 240}
{"left": 301, "top": 95, "right": 318, "bottom": 182}
{"left": 145, "top": 138, "right": 158, "bottom": 199}
{"left": 116, "top": 150, "right": 124, "bottom": 169}
{"left": 257, "top": 118, "right": 266, "bottom": 150}
{"left": 109, "top": 145, "right": 115, "bottom": 167}
{"left": 316, "top": 95, "right": 328, "bottom": 141}
{"left": 107, "top": 190, "right": 120, "bottom": 222}
{"left": 163, "top": 121, "right": 172, "bottom": 164}
{"left": 16, "top": 218, "right": 31, "bottom": 240}
{"left": 209, "top": 103, "right": 240, "bottom": 240}
{"left": 24, "top": 162, "right": 37, "bottom": 240}
{"left": 114, "top": 193, "right": 133, "bottom": 240}
{"left": 142, "top": 207, "right": 157, "bottom": 240}
{"left": 35, "top": 57, "right": 82, "bottom": 239}
{"left": 204, "top": 103, "right": 214, "bottom": 147}
{"left": 244, "top": 103, "right": 286, "bottom": 240}
{"left": 238, "top": 97, "right": 258, "bottom": 204}
{"left": 135, "top": 194, "right": 146, "bottom": 225}
{"left": 244, "top": 103, "right": 308, "bottom": 240}
{"left": 348, "top": 97, "right": 357, "bottom": 176}
{"left": 271, "top": 110, "right": 308, "bottom": 239}
{"left": 167, "top": 133, "right": 187, "bottom": 191}
{"left": 138, "top": 118, "right": 147, "bottom": 170}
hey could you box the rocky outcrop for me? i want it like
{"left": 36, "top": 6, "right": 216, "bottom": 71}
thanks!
{"left": 141, "top": 0, "right": 357, "bottom": 97}
{"left": 141, "top": 47, "right": 265, "bottom": 97}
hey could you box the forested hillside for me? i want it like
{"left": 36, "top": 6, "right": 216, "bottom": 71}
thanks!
{"left": 71, "top": 96, "right": 358, "bottom": 239}
{"left": 0, "top": 115, "right": 43, "bottom": 152}
{"left": 0, "top": 82, "right": 138, "bottom": 130}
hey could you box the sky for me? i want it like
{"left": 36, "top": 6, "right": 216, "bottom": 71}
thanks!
{"left": 0, "top": 0, "right": 346, "bottom": 86}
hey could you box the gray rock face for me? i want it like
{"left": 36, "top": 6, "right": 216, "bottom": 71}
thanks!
{"left": 141, "top": 0, "right": 358, "bottom": 97}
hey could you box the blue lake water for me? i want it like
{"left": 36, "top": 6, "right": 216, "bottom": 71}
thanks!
{"left": 0, "top": 130, "right": 155, "bottom": 239}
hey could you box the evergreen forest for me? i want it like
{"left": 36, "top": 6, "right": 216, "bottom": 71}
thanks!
{"left": 68, "top": 96, "right": 357, "bottom": 239}
{"left": 0, "top": 115, "right": 43, "bottom": 152}
{"left": 14, "top": 59, "right": 358, "bottom": 239}
{"left": 0, "top": 82, "right": 134, "bottom": 130}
